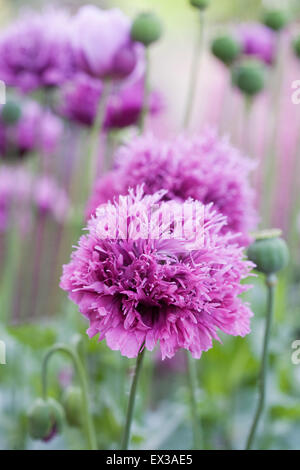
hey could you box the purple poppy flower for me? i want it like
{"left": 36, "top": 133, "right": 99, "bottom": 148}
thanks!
{"left": 86, "top": 131, "right": 258, "bottom": 245}
{"left": 71, "top": 6, "right": 139, "bottom": 79}
{"left": 0, "top": 9, "right": 75, "bottom": 92}
{"left": 61, "top": 188, "right": 254, "bottom": 359}
{"left": 239, "top": 23, "right": 276, "bottom": 65}
{"left": 60, "top": 70, "right": 162, "bottom": 129}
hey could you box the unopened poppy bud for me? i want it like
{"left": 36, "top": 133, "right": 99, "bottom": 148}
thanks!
{"left": 232, "top": 61, "right": 265, "bottom": 96}
{"left": 263, "top": 9, "right": 289, "bottom": 32}
{"left": 190, "top": 0, "right": 210, "bottom": 10}
{"left": 130, "top": 12, "right": 163, "bottom": 47}
{"left": 211, "top": 35, "right": 241, "bottom": 66}
{"left": 63, "top": 386, "right": 83, "bottom": 428}
{"left": 247, "top": 235, "right": 289, "bottom": 275}
{"left": 293, "top": 36, "right": 300, "bottom": 59}
{"left": 28, "top": 398, "right": 65, "bottom": 441}
{"left": 1, "top": 100, "right": 21, "bottom": 125}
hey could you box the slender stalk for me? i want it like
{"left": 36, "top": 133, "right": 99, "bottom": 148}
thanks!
{"left": 29, "top": 213, "right": 46, "bottom": 319}
{"left": 186, "top": 352, "right": 202, "bottom": 449}
{"left": 242, "top": 96, "right": 253, "bottom": 157}
{"left": 183, "top": 10, "right": 205, "bottom": 129}
{"left": 139, "top": 48, "right": 150, "bottom": 133}
{"left": 287, "top": 124, "right": 300, "bottom": 279}
{"left": 121, "top": 348, "right": 145, "bottom": 450}
{"left": 87, "top": 80, "right": 112, "bottom": 185}
{"left": 42, "top": 344, "right": 97, "bottom": 450}
{"left": 0, "top": 205, "right": 21, "bottom": 324}
{"left": 261, "top": 34, "right": 284, "bottom": 227}
{"left": 245, "top": 273, "right": 277, "bottom": 450}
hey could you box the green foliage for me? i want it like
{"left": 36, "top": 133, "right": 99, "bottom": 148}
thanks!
{"left": 7, "top": 324, "right": 57, "bottom": 350}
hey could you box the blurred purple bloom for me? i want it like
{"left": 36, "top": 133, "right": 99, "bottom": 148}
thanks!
{"left": 0, "top": 165, "right": 68, "bottom": 231}
{"left": 0, "top": 101, "right": 63, "bottom": 159}
{"left": 0, "top": 9, "right": 74, "bottom": 92}
{"left": 86, "top": 130, "right": 258, "bottom": 245}
{"left": 71, "top": 6, "right": 138, "bottom": 79}
{"left": 60, "top": 72, "right": 162, "bottom": 129}
{"left": 58, "top": 367, "right": 73, "bottom": 388}
{"left": 0, "top": 166, "right": 32, "bottom": 232}
{"left": 239, "top": 23, "right": 276, "bottom": 65}
{"left": 38, "top": 111, "right": 64, "bottom": 156}
{"left": 61, "top": 188, "right": 254, "bottom": 359}
{"left": 33, "top": 176, "right": 69, "bottom": 222}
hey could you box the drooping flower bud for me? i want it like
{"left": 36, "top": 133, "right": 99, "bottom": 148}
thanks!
{"left": 293, "top": 36, "right": 300, "bottom": 59}
{"left": 247, "top": 234, "right": 289, "bottom": 275}
{"left": 1, "top": 100, "right": 22, "bottom": 125}
{"left": 211, "top": 35, "right": 241, "bottom": 66}
{"left": 232, "top": 61, "right": 265, "bottom": 96}
{"left": 27, "top": 398, "right": 65, "bottom": 441}
{"left": 130, "top": 12, "right": 163, "bottom": 46}
{"left": 190, "top": 0, "right": 210, "bottom": 10}
{"left": 62, "top": 386, "right": 83, "bottom": 428}
{"left": 263, "top": 10, "right": 289, "bottom": 32}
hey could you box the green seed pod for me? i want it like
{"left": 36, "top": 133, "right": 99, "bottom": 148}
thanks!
{"left": 1, "top": 100, "right": 21, "bottom": 125}
{"left": 232, "top": 61, "right": 265, "bottom": 96}
{"left": 47, "top": 398, "right": 65, "bottom": 434}
{"left": 62, "top": 386, "right": 83, "bottom": 428}
{"left": 247, "top": 237, "right": 289, "bottom": 275}
{"left": 263, "top": 10, "right": 289, "bottom": 32}
{"left": 293, "top": 36, "right": 300, "bottom": 59}
{"left": 130, "top": 12, "right": 163, "bottom": 47}
{"left": 190, "top": 0, "right": 210, "bottom": 10}
{"left": 211, "top": 35, "right": 241, "bottom": 66}
{"left": 27, "top": 398, "right": 64, "bottom": 441}
{"left": 28, "top": 399, "right": 53, "bottom": 440}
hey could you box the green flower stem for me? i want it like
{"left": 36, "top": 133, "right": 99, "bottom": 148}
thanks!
{"left": 242, "top": 96, "right": 253, "bottom": 157}
{"left": 183, "top": 10, "right": 205, "bottom": 129}
{"left": 245, "top": 273, "right": 277, "bottom": 450}
{"left": 0, "top": 205, "right": 21, "bottom": 323}
{"left": 262, "top": 34, "right": 284, "bottom": 227}
{"left": 288, "top": 126, "right": 300, "bottom": 278}
{"left": 121, "top": 348, "right": 145, "bottom": 450}
{"left": 186, "top": 352, "right": 202, "bottom": 449}
{"left": 139, "top": 47, "right": 150, "bottom": 133}
{"left": 87, "top": 80, "right": 112, "bottom": 186}
{"left": 42, "top": 344, "right": 97, "bottom": 450}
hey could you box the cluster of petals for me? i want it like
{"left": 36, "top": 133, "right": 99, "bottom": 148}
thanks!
{"left": 61, "top": 188, "right": 254, "bottom": 359}
{"left": 86, "top": 130, "right": 258, "bottom": 245}
{"left": 238, "top": 23, "right": 276, "bottom": 65}
{"left": 0, "top": 101, "right": 63, "bottom": 159}
{"left": 0, "top": 166, "right": 69, "bottom": 232}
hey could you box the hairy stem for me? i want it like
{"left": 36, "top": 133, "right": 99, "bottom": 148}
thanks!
{"left": 245, "top": 274, "right": 277, "bottom": 450}
{"left": 139, "top": 48, "right": 150, "bottom": 133}
{"left": 183, "top": 10, "right": 205, "bottom": 129}
{"left": 121, "top": 348, "right": 145, "bottom": 450}
{"left": 186, "top": 352, "right": 202, "bottom": 449}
